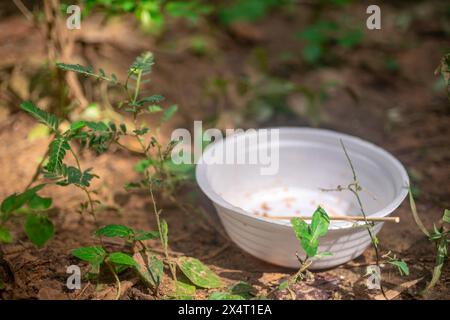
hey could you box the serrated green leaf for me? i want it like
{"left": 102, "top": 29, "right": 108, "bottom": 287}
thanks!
{"left": 95, "top": 224, "right": 134, "bottom": 239}
{"left": 108, "top": 252, "right": 138, "bottom": 267}
{"left": 56, "top": 63, "right": 96, "bottom": 77}
{"left": 24, "top": 214, "right": 54, "bottom": 247}
{"left": 161, "top": 105, "right": 178, "bottom": 123}
{"left": 20, "top": 101, "right": 59, "bottom": 131}
{"left": 72, "top": 246, "right": 106, "bottom": 266}
{"left": 0, "top": 226, "right": 13, "bottom": 243}
{"left": 46, "top": 136, "right": 70, "bottom": 174}
{"left": 177, "top": 256, "right": 223, "bottom": 289}
{"left": 57, "top": 63, "right": 118, "bottom": 84}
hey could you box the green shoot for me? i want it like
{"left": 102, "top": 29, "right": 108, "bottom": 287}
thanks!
{"left": 408, "top": 189, "right": 449, "bottom": 295}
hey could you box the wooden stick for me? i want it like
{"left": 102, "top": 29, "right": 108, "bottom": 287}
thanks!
{"left": 261, "top": 215, "right": 400, "bottom": 223}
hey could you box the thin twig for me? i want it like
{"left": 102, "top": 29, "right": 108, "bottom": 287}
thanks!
{"left": 337, "top": 139, "right": 388, "bottom": 299}
{"left": 262, "top": 215, "right": 400, "bottom": 223}
{"left": 13, "top": 0, "right": 33, "bottom": 21}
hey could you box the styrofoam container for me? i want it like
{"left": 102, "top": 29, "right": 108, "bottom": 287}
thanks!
{"left": 196, "top": 128, "right": 409, "bottom": 269}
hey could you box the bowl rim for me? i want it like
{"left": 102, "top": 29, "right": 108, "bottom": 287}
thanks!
{"left": 195, "top": 127, "right": 410, "bottom": 230}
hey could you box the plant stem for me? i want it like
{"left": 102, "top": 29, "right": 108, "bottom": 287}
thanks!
{"left": 408, "top": 189, "right": 430, "bottom": 237}
{"left": 339, "top": 139, "right": 387, "bottom": 299}
{"left": 106, "top": 261, "right": 121, "bottom": 300}
{"left": 24, "top": 144, "right": 51, "bottom": 191}
{"left": 147, "top": 176, "right": 177, "bottom": 282}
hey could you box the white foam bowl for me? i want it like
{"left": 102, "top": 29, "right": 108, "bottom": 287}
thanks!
{"left": 196, "top": 128, "right": 409, "bottom": 269}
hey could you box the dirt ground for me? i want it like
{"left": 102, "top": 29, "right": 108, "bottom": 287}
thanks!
{"left": 0, "top": 1, "right": 449, "bottom": 299}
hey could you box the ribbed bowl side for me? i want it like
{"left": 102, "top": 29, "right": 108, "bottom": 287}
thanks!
{"left": 216, "top": 204, "right": 384, "bottom": 269}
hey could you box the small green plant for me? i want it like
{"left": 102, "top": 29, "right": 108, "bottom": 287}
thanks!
{"left": 56, "top": 52, "right": 224, "bottom": 298}
{"left": 0, "top": 52, "right": 224, "bottom": 299}
{"left": 276, "top": 206, "right": 331, "bottom": 298}
{"left": 409, "top": 191, "right": 449, "bottom": 294}
{"left": 82, "top": 0, "right": 213, "bottom": 35}
{"left": 297, "top": 21, "right": 362, "bottom": 65}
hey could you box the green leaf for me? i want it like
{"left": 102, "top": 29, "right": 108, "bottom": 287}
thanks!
{"left": 161, "top": 105, "right": 178, "bottom": 123}
{"left": 56, "top": 63, "right": 96, "bottom": 77}
{"left": 229, "top": 281, "right": 254, "bottom": 299}
{"left": 46, "top": 136, "right": 70, "bottom": 174}
{"left": 148, "top": 105, "right": 162, "bottom": 113}
{"left": 291, "top": 207, "right": 330, "bottom": 258}
{"left": 134, "top": 159, "right": 153, "bottom": 173}
{"left": 133, "top": 128, "right": 149, "bottom": 136}
{"left": 56, "top": 63, "right": 118, "bottom": 84}
{"left": 388, "top": 259, "right": 410, "bottom": 276}
{"left": 128, "top": 52, "right": 154, "bottom": 75}
{"left": 443, "top": 209, "right": 450, "bottom": 224}
{"left": 28, "top": 194, "right": 52, "bottom": 210}
{"left": 137, "top": 94, "right": 165, "bottom": 105}
{"left": 310, "top": 206, "right": 330, "bottom": 241}
{"left": 108, "top": 252, "right": 138, "bottom": 267}
{"left": 72, "top": 246, "right": 106, "bottom": 266}
{"left": 174, "top": 280, "right": 196, "bottom": 300}
{"left": 278, "top": 280, "right": 289, "bottom": 290}
{"left": 119, "top": 123, "right": 127, "bottom": 134}
{"left": 24, "top": 214, "right": 54, "bottom": 247}
{"left": 134, "top": 230, "right": 159, "bottom": 241}
{"left": 208, "top": 292, "right": 245, "bottom": 300}
{"left": 70, "top": 120, "right": 86, "bottom": 131}
{"left": 177, "top": 256, "right": 223, "bottom": 289}
{"left": 95, "top": 224, "right": 134, "bottom": 239}
{"left": 0, "top": 226, "right": 13, "bottom": 243}
{"left": 1, "top": 194, "right": 19, "bottom": 221}
{"left": 20, "top": 101, "right": 59, "bottom": 131}
{"left": 133, "top": 252, "right": 164, "bottom": 289}
{"left": 1, "top": 184, "right": 46, "bottom": 221}
{"left": 291, "top": 217, "right": 309, "bottom": 240}
{"left": 56, "top": 167, "right": 97, "bottom": 187}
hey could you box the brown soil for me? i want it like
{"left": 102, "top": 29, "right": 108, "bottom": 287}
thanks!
{"left": 0, "top": 1, "right": 449, "bottom": 300}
